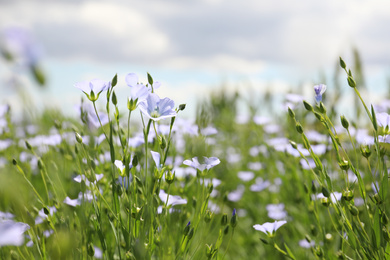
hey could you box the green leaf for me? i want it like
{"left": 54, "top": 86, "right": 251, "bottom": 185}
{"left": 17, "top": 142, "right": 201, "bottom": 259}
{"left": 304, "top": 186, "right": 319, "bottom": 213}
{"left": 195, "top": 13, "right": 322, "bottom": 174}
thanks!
{"left": 284, "top": 243, "right": 296, "bottom": 260}
{"left": 371, "top": 104, "right": 378, "bottom": 131}
{"left": 373, "top": 208, "right": 381, "bottom": 250}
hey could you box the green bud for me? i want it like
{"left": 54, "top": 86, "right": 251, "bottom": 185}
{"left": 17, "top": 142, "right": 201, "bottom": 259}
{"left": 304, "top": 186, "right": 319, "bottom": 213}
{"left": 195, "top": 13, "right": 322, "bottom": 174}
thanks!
{"left": 38, "top": 158, "right": 44, "bottom": 170}
{"left": 178, "top": 104, "right": 186, "bottom": 111}
{"left": 311, "top": 181, "right": 317, "bottom": 194}
{"left": 321, "top": 197, "right": 330, "bottom": 207}
{"left": 43, "top": 207, "right": 50, "bottom": 215}
{"left": 86, "top": 169, "right": 96, "bottom": 183}
{"left": 339, "top": 57, "right": 346, "bottom": 69}
{"left": 347, "top": 76, "right": 356, "bottom": 88}
{"left": 289, "top": 140, "right": 298, "bottom": 149}
{"left": 303, "top": 183, "right": 309, "bottom": 194}
{"left": 382, "top": 213, "right": 389, "bottom": 225}
{"left": 360, "top": 145, "right": 371, "bottom": 158}
{"left": 132, "top": 155, "right": 138, "bottom": 167}
{"left": 321, "top": 186, "right": 330, "bottom": 198}
{"left": 303, "top": 100, "right": 313, "bottom": 111}
{"left": 165, "top": 171, "right": 175, "bottom": 184}
{"left": 342, "top": 189, "right": 354, "bottom": 201}
{"left": 87, "top": 242, "right": 95, "bottom": 257}
{"left": 224, "top": 225, "right": 229, "bottom": 235}
{"left": 184, "top": 221, "right": 191, "bottom": 236}
{"left": 230, "top": 209, "right": 237, "bottom": 228}
{"left": 374, "top": 193, "right": 382, "bottom": 204}
{"left": 10, "top": 250, "right": 19, "bottom": 260}
{"left": 187, "top": 228, "right": 194, "bottom": 240}
{"left": 81, "top": 180, "right": 87, "bottom": 193}
{"left": 112, "top": 91, "right": 117, "bottom": 106}
{"left": 204, "top": 210, "right": 212, "bottom": 223}
{"left": 296, "top": 122, "right": 304, "bottom": 134}
{"left": 221, "top": 213, "right": 228, "bottom": 226}
{"left": 75, "top": 132, "right": 83, "bottom": 144}
{"left": 12, "top": 159, "right": 17, "bottom": 165}
{"left": 318, "top": 102, "right": 326, "bottom": 114}
{"left": 287, "top": 107, "right": 295, "bottom": 119}
{"left": 348, "top": 204, "right": 359, "bottom": 216}
{"left": 205, "top": 244, "right": 215, "bottom": 258}
{"left": 111, "top": 74, "right": 118, "bottom": 87}
{"left": 310, "top": 225, "right": 318, "bottom": 236}
{"left": 158, "top": 135, "right": 167, "bottom": 150}
{"left": 371, "top": 104, "right": 378, "bottom": 131}
{"left": 336, "top": 251, "right": 346, "bottom": 260}
{"left": 305, "top": 234, "right": 311, "bottom": 243}
{"left": 315, "top": 246, "right": 324, "bottom": 257}
{"left": 147, "top": 72, "right": 153, "bottom": 85}
{"left": 260, "top": 238, "right": 269, "bottom": 245}
{"left": 340, "top": 115, "right": 349, "bottom": 129}
{"left": 338, "top": 159, "right": 349, "bottom": 171}
{"left": 25, "top": 140, "right": 32, "bottom": 150}
{"left": 313, "top": 111, "right": 323, "bottom": 121}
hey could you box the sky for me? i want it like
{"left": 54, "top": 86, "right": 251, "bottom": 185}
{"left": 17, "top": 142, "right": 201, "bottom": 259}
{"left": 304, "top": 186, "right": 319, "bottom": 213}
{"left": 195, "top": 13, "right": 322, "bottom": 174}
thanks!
{"left": 1, "top": 0, "right": 390, "bottom": 119}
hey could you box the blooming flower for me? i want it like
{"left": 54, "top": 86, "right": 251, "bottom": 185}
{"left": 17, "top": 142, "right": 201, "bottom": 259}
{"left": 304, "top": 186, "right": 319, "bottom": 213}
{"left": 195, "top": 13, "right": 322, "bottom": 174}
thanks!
{"left": 314, "top": 84, "right": 326, "bottom": 103}
{"left": 139, "top": 93, "right": 176, "bottom": 121}
{"left": 74, "top": 79, "right": 110, "bottom": 102}
{"left": 377, "top": 112, "right": 390, "bottom": 129}
{"left": 125, "top": 73, "right": 150, "bottom": 110}
{"left": 183, "top": 156, "right": 220, "bottom": 171}
{"left": 0, "top": 220, "right": 30, "bottom": 246}
{"left": 159, "top": 190, "right": 187, "bottom": 206}
{"left": 253, "top": 220, "right": 287, "bottom": 236}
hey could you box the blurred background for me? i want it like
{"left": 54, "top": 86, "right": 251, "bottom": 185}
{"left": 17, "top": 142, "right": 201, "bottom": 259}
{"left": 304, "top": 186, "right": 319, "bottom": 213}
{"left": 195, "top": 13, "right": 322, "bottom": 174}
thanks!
{"left": 1, "top": 0, "right": 390, "bottom": 119}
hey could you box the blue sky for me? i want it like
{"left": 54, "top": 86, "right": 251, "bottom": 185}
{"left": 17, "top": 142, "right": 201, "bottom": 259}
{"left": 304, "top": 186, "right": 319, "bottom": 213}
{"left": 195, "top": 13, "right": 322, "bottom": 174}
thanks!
{"left": 1, "top": 0, "right": 390, "bottom": 118}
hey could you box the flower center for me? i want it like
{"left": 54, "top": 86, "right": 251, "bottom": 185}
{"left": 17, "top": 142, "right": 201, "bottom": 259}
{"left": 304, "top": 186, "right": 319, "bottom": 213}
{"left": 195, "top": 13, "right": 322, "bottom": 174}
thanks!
{"left": 150, "top": 108, "right": 160, "bottom": 118}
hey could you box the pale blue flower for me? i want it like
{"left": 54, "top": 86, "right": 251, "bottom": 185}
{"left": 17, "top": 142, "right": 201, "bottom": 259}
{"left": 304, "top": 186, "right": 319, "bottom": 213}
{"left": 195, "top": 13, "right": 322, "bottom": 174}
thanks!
{"left": 125, "top": 73, "right": 150, "bottom": 108}
{"left": 0, "top": 220, "right": 30, "bottom": 246}
{"left": 159, "top": 190, "right": 187, "bottom": 206}
{"left": 266, "top": 203, "right": 287, "bottom": 220}
{"left": 253, "top": 220, "right": 287, "bottom": 236}
{"left": 376, "top": 112, "right": 390, "bottom": 128}
{"left": 74, "top": 79, "right": 110, "bottom": 101}
{"left": 314, "top": 84, "right": 327, "bottom": 103}
{"left": 151, "top": 151, "right": 161, "bottom": 169}
{"left": 183, "top": 156, "right": 220, "bottom": 171}
{"left": 139, "top": 93, "right": 176, "bottom": 121}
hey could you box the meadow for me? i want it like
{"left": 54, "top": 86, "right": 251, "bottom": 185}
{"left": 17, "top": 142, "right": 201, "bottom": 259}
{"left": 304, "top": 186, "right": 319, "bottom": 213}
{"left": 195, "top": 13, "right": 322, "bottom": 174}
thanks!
{"left": 1, "top": 56, "right": 390, "bottom": 260}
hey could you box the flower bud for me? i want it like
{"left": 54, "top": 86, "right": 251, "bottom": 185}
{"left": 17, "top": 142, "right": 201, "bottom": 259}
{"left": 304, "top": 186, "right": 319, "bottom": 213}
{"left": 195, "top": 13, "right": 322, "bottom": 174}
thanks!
{"left": 287, "top": 107, "right": 295, "bottom": 119}
{"left": 158, "top": 135, "right": 167, "bottom": 150}
{"left": 347, "top": 76, "right": 356, "bottom": 88}
{"left": 132, "top": 155, "right": 138, "bottom": 168}
{"left": 321, "top": 186, "right": 330, "bottom": 198}
{"left": 224, "top": 225, "right": 229, "bottom": 235}
{"left": 338, "top": 159, "right": 349, "bottom": 171}
{"left": 178, "top": 104, "right": 186, "bottom": 111}
{"left": 348, "top": 204, "right": 359, "bottom": 216}
{"left": 260, "top": 238, "right": 269, "bottom": 245}
{"left": 311, "top": 181, "right": 317, "bottom": 194}
{"left": 374, "top": 193, "right": 382, "bottom": 205}
{"left": 339, "top": 57, "right": 346, "bottom": 69}
{"left": 342, "top": 189, "right": 354, "bottom": 201}
{"left": 88, "top": 242, "right": 95, "bottom": 257}
{"left": 321, "top": 197, "right": 330, "bottom": 207}
{"left": 318, "top": 102, "right": 327, "bottom": 114}
{"left": 296, "top": 122, "right": 304, "bottom": 134}
{"left": 221, "top": 213, "right": 228, "bottom": 226}
{"left": 382, "top": 213, "right": 389, "bottom": 225}
{"left": 75, "top": 132, "right": 83, "bottom": 144}
{"left": 165, "top": 171, "right": 175, "bottom": 185}
{"left": 187, "top": 228, "right": 194, "bottom": 240}
{"left": 360, "top": 145, "right": 371, "bottom": 159}
{"left": 25, "top": 140, "right": 32, "bottom": 150}
{"left": 43, "top": 207, "right": 50, "bottom": 215}
{"left": 303, "top": 100, "right": 313, "bottom": 111}
{"left": 314, "top": 111, "right": 323, "bottom": 121}
{"left": 112, "top": 91, "right": 117, "bottom": 106}
{"left": 12, "top": 159, "right": 17, "bottom": 166}
{"left": 340, "top": 115, "right": 349, "bottom": 129}
{"left": 204, "top": 210, "right": 212, "bottom": 223}
{"left": 230, "top": 208, "right": 237, "bottom": 228}
{"left": 310, "top": 225, "right": 318, "bottom": 237}
{"left": 289, "top": 140, "right": 298, "bottom": 149}
{"left": 183, "top": 221, "right": 191, "bottom": 236}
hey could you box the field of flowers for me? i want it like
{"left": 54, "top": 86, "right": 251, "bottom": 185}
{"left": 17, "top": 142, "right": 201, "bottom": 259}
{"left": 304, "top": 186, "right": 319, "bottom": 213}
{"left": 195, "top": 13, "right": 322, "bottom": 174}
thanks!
{"left": 1, "top": 56, "right": 390, "bottom": 260}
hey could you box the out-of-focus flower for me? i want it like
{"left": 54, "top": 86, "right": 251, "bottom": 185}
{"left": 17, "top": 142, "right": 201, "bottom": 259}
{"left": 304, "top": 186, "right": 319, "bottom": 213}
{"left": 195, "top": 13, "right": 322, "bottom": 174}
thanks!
{"left": 227, "top": 185, "right": 245, "bottom": 202}
{"left": 377, "top": 112, "right": 390, "bottom": 129}
{"left": 266, "top": 204, "right": 287, "bottom": 220}
{"left": 139, "top": 93, "right": 176, "bottom": 121}
{"left": 35, "top": 206, "right": 57, "bottom": 225}
{"left": 74, "top": 173, "right": 104, "bottom": 186}
{"left": 237, "top": 171, "right": 255, "bottom": 182}
{"left": 183, "top": 156, "right": 220, "bottom": 171}
{"left": 314, "top": 84, "right": 326, "bottom": 103}
{"left": 253, "top": 220, "right": 287, "bottom": 236}
{"left": 74, "top": 79, "right": 110, "bottom": 102}
{"left": 250, "top": 177, "right": 271, "bottom": 192}
{"left": 159, "top": 190, "right": 187, "bottom": 206}
{"left": 0, "top": 220, "right": 30, "bottom": 246}
{"left": 299, "top": 239, "right": 315, "bottom": 248}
